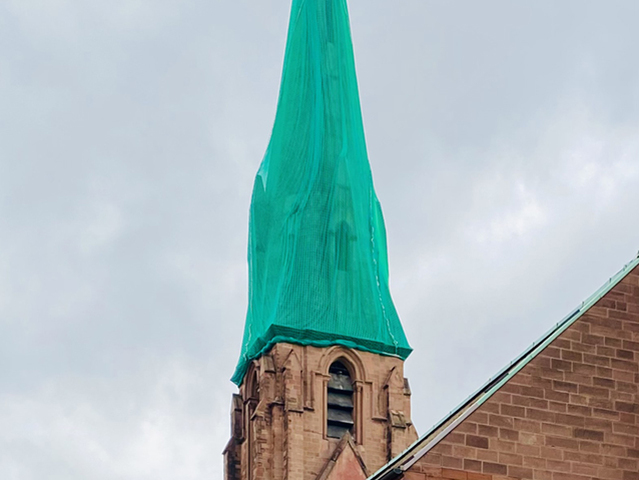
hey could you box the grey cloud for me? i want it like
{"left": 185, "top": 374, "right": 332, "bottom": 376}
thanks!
{"left": 1, "top": 1, "right": 639, "bottom": 478}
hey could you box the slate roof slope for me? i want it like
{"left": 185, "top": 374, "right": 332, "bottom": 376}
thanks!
{"left": 369, "top": 251, "right": 639, "bottom": 480}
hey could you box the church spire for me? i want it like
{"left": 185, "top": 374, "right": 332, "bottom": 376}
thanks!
{"left": 232, "top": 0, "right": 411, "bottom": 385}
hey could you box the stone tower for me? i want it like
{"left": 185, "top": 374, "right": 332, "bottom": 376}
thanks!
{"left": 224, "top": 1, "right": 417, "bottom": 478}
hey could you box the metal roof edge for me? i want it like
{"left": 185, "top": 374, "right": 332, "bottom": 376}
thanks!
{"left": 368, "top": 251, "right": 639, "bottom": 480}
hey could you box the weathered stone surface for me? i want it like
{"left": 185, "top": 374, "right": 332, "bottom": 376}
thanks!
{"left": 225, "top": 344, "right": 417, "bottom": 480}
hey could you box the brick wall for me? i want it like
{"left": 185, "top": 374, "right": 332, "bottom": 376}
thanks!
{"left": 405, "top": 265, "right": 639, "bottom": 480}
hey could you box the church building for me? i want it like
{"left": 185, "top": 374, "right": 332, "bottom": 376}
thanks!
{"left": 224, "top": 1, "right": 639, "bottom": 479}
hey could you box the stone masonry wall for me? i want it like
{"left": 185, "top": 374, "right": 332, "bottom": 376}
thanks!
{"left": 405, "top": 264, "right": 639, "bottom": 480}
{"left": 225, "top": 343, "right": 417, "bottom": 480}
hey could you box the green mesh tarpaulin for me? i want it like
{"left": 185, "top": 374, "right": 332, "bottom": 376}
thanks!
{"left": 232, "top": 0, "right": 411, "bottom": 385}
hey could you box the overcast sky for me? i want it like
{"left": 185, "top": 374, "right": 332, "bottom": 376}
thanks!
{"left": 1, "top": 1, "right": 639, "bottom": 479}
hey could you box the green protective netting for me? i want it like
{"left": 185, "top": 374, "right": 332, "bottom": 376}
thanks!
{"left": 232, "top": 0, "right": 411, "bottom": 386}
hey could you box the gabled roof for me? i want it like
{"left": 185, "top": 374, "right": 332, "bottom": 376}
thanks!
{"left": 369, "top": 251, "right": 639, "bottom": 480}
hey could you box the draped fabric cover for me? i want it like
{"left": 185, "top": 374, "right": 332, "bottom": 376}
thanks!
{"left": 232, "top": 0, "right": 411, "bottom": 385}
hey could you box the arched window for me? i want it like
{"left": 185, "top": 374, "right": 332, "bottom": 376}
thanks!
{"left": 245, "top": 370, "right": 259, "bottom": 426}
{"left": 249, "top": 371, "right": 259, "bottom": 403}
{"left": 327, "top": 361, "right": 354, "bottom": 439}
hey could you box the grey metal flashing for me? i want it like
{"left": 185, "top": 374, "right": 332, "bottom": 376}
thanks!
{"left": 369, "top": 252, "right": 639, "bottom": 480}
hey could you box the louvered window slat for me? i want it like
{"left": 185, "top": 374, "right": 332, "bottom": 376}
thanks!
{"left": 327, "top": 391, "right": 354, "bottom": 408}
{"left": 327, "top": 361, "right": 354, "bottom": 439}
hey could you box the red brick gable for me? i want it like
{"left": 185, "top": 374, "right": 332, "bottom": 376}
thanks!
{"left": 372, "top": 259, "right": 639, "bottom": 480}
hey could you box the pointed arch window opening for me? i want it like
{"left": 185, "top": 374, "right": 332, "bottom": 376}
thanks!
{"left": 327, "top": 360, "right": 355, "bottom": 439}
